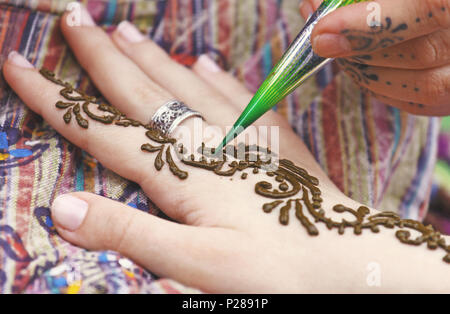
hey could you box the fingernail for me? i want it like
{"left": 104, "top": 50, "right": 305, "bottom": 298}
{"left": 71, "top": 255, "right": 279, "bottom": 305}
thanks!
{"left": 197, "top": 55, "right": 221, "bottom": 73}
{"left": 312, "top": 33, "right": 351, "bottom": 57}
{"left": 52, "top": 194, "right": 88, "bottom": 231}
{"left": 299, "top": 1, "right": 313, "bottom": 20}
{"left": 116, "top": 20, "right": 145, "bottom": 43}
{"left": 80, "top": 5, "right": 95, "bottom": 26}
{"left": 8, "top": 51, "right": 34, "bottom": 69}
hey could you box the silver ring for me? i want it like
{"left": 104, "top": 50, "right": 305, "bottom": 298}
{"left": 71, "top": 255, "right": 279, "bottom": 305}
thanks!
{"left": 149, "top": 100, "right": 203, "bottom": 135}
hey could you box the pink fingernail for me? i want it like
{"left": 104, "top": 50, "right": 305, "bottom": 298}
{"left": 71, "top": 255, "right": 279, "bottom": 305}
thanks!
{"left": 117, "top": 20, "right": 145, "bottom": 43}
{"left": 197, "top": 55, "right": 221, "bottom": 73}
{"left": 52, "top": 194, "right": 88, "bottom": 231}
{"left": 80, "top": 5, "right": 95, "bottom": 26}
{"left": 8, "top": 51, "right": 34, "bottom": 69}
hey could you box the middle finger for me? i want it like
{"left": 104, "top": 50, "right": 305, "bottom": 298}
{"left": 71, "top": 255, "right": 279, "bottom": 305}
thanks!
{"left": 109, "top": 21, "right": 244, "bottom": 127}
{"left": 60, "top": 7, "right": 237, "bottom": 128}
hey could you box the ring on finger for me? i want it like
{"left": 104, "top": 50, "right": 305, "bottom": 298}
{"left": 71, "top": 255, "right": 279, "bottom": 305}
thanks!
{"left": 149, "top": 100, "right": 204, "bottom": 135}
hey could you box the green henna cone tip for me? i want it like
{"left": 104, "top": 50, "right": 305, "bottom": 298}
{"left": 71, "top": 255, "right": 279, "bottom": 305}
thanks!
{"left": 218, "top": 0, "right": 368, "bottom": 149}
{"left": 215, "top": 124, "right": 245, "bottom": 156}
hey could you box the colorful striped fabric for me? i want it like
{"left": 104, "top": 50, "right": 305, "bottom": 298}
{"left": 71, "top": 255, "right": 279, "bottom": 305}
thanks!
{"left": 425, "top": 116, "right": 450, "bottom": 235}
{"left": 0, "top": 0, "right": 440, "bottom": 293}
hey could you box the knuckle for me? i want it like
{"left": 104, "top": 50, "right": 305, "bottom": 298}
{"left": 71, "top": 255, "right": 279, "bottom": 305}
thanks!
{"left": 76, "top": 123, "right": 90, "bottom": 148}
{"left": 169, "top": 188, "right": 195, "bottom": 223}
{"left": 139, "top": 174, "right": 193, "bottom": 223}
{"left": 420, "top": 35, "right": 442, "bottom": 66}
{"left": 418, "top": 30, "right": 450, "bottom": 67}
{"left": 102, "top": 208, "right": 137, "bottom": 252}
{"left": 78, "top": 122, "right": 105, "bottom": 152}
{"left": 422, "top": 71, "right": 449, "bottom": 105}
{"left": 132, "top": 82, "right": 157, "bottom": 102}
{"left": 131, "top": 81, "right": 168, "bottom": 104}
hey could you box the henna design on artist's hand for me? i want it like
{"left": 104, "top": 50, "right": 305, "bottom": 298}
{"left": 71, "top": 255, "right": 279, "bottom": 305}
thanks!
{"left": 340, "top": 17, "right": 408, "bottom": 53}
{"left": 40, "top": 69, "right": 450, "bottom": 264}
{"left": 336, "top": 59, "right": 425, "bottom": 105}
{"left": 336, "top": 59, "right": 379, "bottom": 85}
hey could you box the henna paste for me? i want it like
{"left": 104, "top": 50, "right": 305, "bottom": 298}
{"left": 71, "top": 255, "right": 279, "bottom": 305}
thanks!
{"left": 40, "top": 69, "right": 450, "bottom": 264}
{"left": 141, "top": 143, "right": 165, "bottom": 170}
{"left": 263, "top": 201, "right": 283, "bottom": 213}
{"left": 166, "top": 146, "right": 188, "bottom": 180}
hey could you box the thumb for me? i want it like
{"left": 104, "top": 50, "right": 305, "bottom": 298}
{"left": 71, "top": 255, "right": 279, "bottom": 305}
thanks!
{"left": 50, "top": 192, "right": 239, "bottom": 289}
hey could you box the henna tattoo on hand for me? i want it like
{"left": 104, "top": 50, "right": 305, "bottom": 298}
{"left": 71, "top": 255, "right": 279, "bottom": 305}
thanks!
{"left": 340, "top": 7, "right": 448, "bottom": 99}
{"left": 40, "top": 69, "right": 143, "bottom": 129}
{"left": 336, "top": 59, "right": 379, "bottom": 85}
{"left": 336, "top": 58, "right": 423, "bottom": 100}
{"left": 341, "top": 17, "right": 407, "bottom": 53}
{"left": 40, "top": 69, "right": 450, "bottom": 264}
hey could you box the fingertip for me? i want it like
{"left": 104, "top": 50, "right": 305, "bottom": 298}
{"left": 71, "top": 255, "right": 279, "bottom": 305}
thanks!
{"left": 193, "top": 55, "right": 222, "bottom": 74}
{"left": 311, "top": 33, "right": 352, "bottom": 58}
{"left": 3, "top": 51, "right": 37, "bottom": 94}
{"left": 299, "top": 1, "right": 313, "bottom": 20}
{"left": 61, "top": 2, "right": 96, "bottom": 33}
{"left": 51, "top": 193, "right": 89, "bottom": 232}
{"left": 114, "top": 20, "right": 146, "bottom": 44}
{"left": 2, "top": 55, "right": 15, "bottom": 78}
{"left": 311, "top": 2, "right": 366, "bottom": 38}
{"left": 110, "top": 21, "right": 146, "bottom": 55}
{"left": 310, "top": 10, "right": 349, "bottom": 56}
{"left": 50, "top": 191, "right": 110, "bottom": 250}
{"left": 111, "top": 24, "right": 165, "bottom": 61}
{"left": 4, "top": 51, "right": 35, "bottom": 70}
{"left": 110, "top": 27, "right": 126, "bottom": 49}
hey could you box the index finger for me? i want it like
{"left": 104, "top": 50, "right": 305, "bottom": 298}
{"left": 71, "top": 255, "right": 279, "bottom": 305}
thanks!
{"left": 311, "top": 0, "right": 450, "bottom": 58}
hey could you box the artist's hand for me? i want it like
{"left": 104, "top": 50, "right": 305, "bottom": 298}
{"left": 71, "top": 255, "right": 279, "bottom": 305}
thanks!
{"left": 300, "top": 0, "right": 450, "bottom": 116}
{"left": 3, "top": 6, "right": 450, "bottom": 293}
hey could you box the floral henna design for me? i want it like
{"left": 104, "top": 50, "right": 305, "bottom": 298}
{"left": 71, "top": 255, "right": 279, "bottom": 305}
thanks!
{"left": 40, "top": 68, "right": 142, "bottom": 129}
{"left": 341, "top": 17, "right": 407, "bottom": 53}
{"left": 40, "top": 69, "right": 450, "bottom": 264}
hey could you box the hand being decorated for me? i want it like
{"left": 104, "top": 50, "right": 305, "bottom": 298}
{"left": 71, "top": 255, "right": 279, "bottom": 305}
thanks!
{"left": 3, "top": 4, "right": 450, "bottom": 293}
{"left": 300, "top": 0, "right": 450, "bottom": 116}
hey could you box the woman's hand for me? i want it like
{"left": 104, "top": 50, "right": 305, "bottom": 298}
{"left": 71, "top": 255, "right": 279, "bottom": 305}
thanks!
{"left": 3, "top": 6, "right": 450, "bottom": 293}
{"left": 300, "top": 0, "right": 450, "bottom": 116}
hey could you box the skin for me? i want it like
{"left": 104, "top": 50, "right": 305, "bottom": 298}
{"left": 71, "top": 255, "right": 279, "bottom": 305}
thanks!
{"left": 2, "top": 6, "right": 450, "bottom": 293}
{"left": 300, "top": 0, "right": 450, "bottom": 116}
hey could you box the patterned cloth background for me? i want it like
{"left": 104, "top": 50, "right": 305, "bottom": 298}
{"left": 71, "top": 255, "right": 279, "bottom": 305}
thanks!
{"left": 425, "top": 116, "right": 450, "bottom": 235}
{"left": 0, "top": 0, "right": 443, "bottom": 293}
